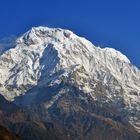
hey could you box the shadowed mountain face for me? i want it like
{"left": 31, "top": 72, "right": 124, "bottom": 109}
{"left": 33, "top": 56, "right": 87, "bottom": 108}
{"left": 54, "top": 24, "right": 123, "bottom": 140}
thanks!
{"left": 0, "top": 26, "right": 140, "bottom": 140}
{"left": 0, "top": 125, "right": 21, "bottom": 140}
{"left": 0, "top": 85, "right": 140, "bottom": 140}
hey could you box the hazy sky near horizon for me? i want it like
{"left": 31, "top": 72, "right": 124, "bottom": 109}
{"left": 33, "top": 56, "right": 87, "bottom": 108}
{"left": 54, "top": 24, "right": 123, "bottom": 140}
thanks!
{"left": 0, "top": 0, "right": 139, "bottom": 68}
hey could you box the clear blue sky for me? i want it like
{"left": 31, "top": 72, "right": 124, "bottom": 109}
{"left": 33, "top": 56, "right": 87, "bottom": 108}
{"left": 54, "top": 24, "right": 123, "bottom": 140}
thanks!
{"left": 0, "top": 0, "right": 139, "bottom": 68}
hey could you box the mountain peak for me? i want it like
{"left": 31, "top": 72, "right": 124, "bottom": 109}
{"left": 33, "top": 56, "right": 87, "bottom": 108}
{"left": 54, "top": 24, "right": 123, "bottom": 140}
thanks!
{"left": 16, "top": 26, "right": 76, "bottom": 45}
{"left": 16, "top": 26, "right": 131, "bottom": 64}
{"left": 0, "top": 26, "right": 139, "bottom": 99}
{"left": 0, "top": 26, "right": 140, "bottom": 132}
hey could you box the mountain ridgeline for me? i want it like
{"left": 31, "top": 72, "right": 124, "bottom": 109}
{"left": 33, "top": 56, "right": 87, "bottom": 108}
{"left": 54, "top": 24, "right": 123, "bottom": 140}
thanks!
{"left": 0, "top": 26, "right": 140, "bottom": 140}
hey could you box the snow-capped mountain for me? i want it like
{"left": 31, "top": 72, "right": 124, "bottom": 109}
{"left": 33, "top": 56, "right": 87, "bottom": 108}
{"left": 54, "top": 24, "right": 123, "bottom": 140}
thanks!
{"left": 0, "top": 26, "right": 140, "bottom": 137}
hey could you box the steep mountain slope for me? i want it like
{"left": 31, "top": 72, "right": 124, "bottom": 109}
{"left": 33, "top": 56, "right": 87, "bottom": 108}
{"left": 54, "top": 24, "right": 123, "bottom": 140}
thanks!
{"left": 0, "top": 26, "right": 140, "bottom": 139}
{"left": 0, "top": 125, "right": 21, "bottom": 140}
{"left": 0, "top": 95, "right": 21, "bottom": 140}
{"left": 0, "top": 93, "right": 140, "bottom": 140}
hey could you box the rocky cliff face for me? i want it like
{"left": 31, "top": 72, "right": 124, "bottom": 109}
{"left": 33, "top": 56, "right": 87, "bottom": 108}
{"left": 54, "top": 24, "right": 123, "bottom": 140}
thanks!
{"left": 0, "top": 125, "right": 21, "bottom": 140}
{"left": 0, "top": 26, "right": 140, "bottom": 140}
